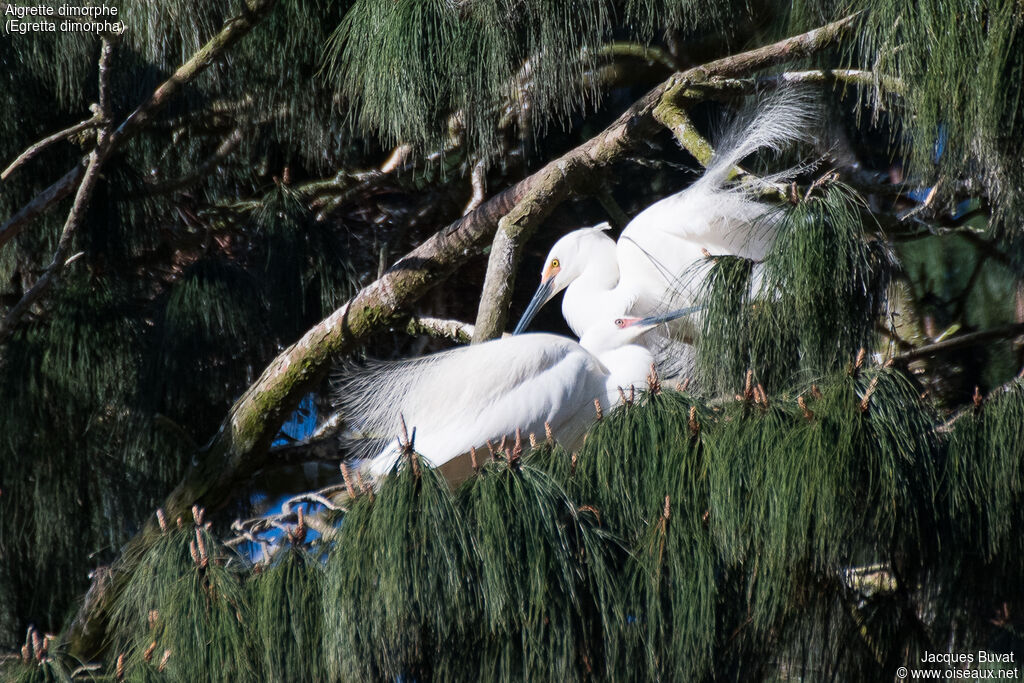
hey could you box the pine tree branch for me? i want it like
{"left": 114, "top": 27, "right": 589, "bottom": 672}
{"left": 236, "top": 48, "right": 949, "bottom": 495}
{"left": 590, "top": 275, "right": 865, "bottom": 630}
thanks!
{"left": 404, "top": 316, "right": 476, "bottom": 343}
{"left": 472, "top": 157, "right": 592, "bottom": 342}
{"left": 144, "top": 127, "right": 244, "bottom": 195}
{"left": 0, "top": 116, "right": 99, "bottom": 182}
{"left": 0, "top": 37, "right": 116, "bottom": 343}
{"left": 0, "top": 0, "right": 279, "bottom": 252}
{"left": 895, "top": 323, "right": 1024, "bottom": 363}
{"left": 66, "top": 14, "right": 860, "bottom": 657}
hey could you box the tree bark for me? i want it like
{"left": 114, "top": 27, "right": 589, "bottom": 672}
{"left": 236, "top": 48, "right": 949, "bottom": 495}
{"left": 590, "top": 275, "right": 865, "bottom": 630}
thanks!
{"left": 0, "top": 0, "right": 280, "bottom": 251}
{"left": 472, "top": 156, "right": 592, "bottom": 341}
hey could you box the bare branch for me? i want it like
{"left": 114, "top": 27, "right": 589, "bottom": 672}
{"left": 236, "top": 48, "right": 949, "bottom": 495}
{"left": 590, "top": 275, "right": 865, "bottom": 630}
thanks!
{"left": 0, "top": 0, "right": 279, "bottom": 251}
{"left": 0, "top": 37, "right": 117, "bottom": 342}
{"left": 0, "top": 165, "right": 84, "bottom": 249}
{"left": 462, "top": 159, "right": 488, "bottom": 216}
{"left": 0, "top": 117, "right": 99, "bottom": 182}
{"left": 145, "top": 127, "right": 244, "bottom": 195}
{"left": 895, "top": 323, "right": 1024, "bottom": 363}
{"left": 0, "top": 153, "right": 104, "bottom": 340}
{"left": 405, "top": 316, "right": 477, "bottom": 343}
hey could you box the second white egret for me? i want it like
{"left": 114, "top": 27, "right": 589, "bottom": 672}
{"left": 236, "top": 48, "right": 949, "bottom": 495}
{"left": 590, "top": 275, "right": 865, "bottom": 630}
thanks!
{"left": 514, "top": 96, "right": 815, "bottom": 339}
{"left": 336, "top": 307, "right": 698, "bottom": 482}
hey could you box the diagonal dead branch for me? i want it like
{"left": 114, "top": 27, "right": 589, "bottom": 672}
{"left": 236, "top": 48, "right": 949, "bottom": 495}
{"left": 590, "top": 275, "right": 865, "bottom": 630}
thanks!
{"left": 895, "top": 322, "right": 1024, "bottom": 363}
{"left": 1, "top": 117, "right": 100, "bottom": 183}
{"left": 0, "top": 37, "right": 117, "bottom": 342}
{"left": 0, "top": 0, "right": 279, "bottom": 252}
{"left": 145, "top": 127, "right": 245, "bottom": 195}
{"left": 0, "top": 153, "right": 104, "bottom": 341}
{"left": 404, "top": 316, "right": 477, "bottom": 343}
{"left": 472, "top": 156, "right": 591, "bottom": 342}
{"left": 0, "top": 166, "right": 85, "bottom": 249}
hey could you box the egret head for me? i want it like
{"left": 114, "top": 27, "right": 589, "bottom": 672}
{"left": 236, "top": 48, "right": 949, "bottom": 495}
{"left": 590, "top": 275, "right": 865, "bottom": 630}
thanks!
{"left": 579, "top": 306, "right": 702, "bottom": 353}
{"left": 513, "top": 223, "right": 614, "bottom": 334}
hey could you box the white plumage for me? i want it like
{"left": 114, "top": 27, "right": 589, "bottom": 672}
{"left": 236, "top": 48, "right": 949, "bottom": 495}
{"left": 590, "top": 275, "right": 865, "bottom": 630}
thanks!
{"left": 335, "top": 309, "right": 697, "bottom": 480}
{"left": 513, "top": 94, "right": 816, "bottom": 340}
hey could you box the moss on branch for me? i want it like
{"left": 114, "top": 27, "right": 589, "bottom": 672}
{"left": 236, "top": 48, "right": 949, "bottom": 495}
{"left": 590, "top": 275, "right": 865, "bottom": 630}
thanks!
{"left": 652, "top": 100, "right": 714, "bottom": 166}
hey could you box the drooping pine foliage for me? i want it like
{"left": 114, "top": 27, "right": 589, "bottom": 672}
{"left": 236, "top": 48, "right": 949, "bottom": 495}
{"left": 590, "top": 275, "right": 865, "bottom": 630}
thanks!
{"left": 251, "top": 547, "right": 327, "bottom": 682}
{"left": 8, "top": 375, "right": 1016, "bottom": 681}
{"left": 327, "top": 0, "right": 612, "bottom": 160}
{"left": 3, "top": 0, "right": 1024, "bottom": 678}
{"left": 0, "top": 1, "right": 373, "bottom": 647}
{"left": 456, "top": 458, "right": 617, "bottom": 681}
{"left": 106, "top": 516, "right": 253, "bottom": 682}
{"left": 697, "top": 183, "right": 892, "bottom": 391}
{"left": 323, "top": 459, "right": 478, "bottom": 681}
{"left": 327, "top": 0, "right": 1024, "bottom": 231}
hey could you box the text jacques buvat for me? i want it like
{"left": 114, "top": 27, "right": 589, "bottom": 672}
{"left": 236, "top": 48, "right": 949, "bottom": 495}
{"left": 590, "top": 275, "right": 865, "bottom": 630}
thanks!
{"left": 5, "top": 4, "right": 126, "bottom": 35}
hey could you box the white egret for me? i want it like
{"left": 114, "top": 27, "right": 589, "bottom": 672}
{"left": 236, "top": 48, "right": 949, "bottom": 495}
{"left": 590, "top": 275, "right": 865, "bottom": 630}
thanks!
{"left": 335, "top": 307, "right": 698, "bottom": 482}
{"left": 514, "top": 96, "right": 815, "bottom": 339}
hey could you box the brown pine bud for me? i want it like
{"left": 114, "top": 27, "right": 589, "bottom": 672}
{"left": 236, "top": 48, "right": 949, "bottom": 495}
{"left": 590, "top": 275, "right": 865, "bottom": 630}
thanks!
{"left": 647, "top": 363, "right": 661, "bottom": 394}
{"left": 798, "top": 396, "right": 814, "bottom": 421}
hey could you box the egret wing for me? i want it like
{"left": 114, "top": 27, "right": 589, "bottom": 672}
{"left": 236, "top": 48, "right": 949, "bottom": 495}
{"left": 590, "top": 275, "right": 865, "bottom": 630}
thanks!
{"left": 335, "top": 334, "right": 608, "bottom": 469}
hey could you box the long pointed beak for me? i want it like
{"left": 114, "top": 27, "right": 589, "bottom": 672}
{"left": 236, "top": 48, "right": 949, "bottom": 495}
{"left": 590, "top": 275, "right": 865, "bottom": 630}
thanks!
{"left": 632, "top": 305, "right": 703, "bottom": 331}
{"left": 513, "top": 277, "right": 556, "bottom": 335}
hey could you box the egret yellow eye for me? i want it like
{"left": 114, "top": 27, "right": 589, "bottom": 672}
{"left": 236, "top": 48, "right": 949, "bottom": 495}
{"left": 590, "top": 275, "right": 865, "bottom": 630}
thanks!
{"left": 551, "top": 258, "right": 560, "bottom": 268}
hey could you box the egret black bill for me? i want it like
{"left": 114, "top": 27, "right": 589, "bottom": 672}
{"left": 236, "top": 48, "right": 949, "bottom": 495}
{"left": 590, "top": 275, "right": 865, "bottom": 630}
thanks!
{"left": 513, "top": 277, "right": 557, "bottom": 334}
{"left": 629, "top": 305, "right": 703, "bottom": 330}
